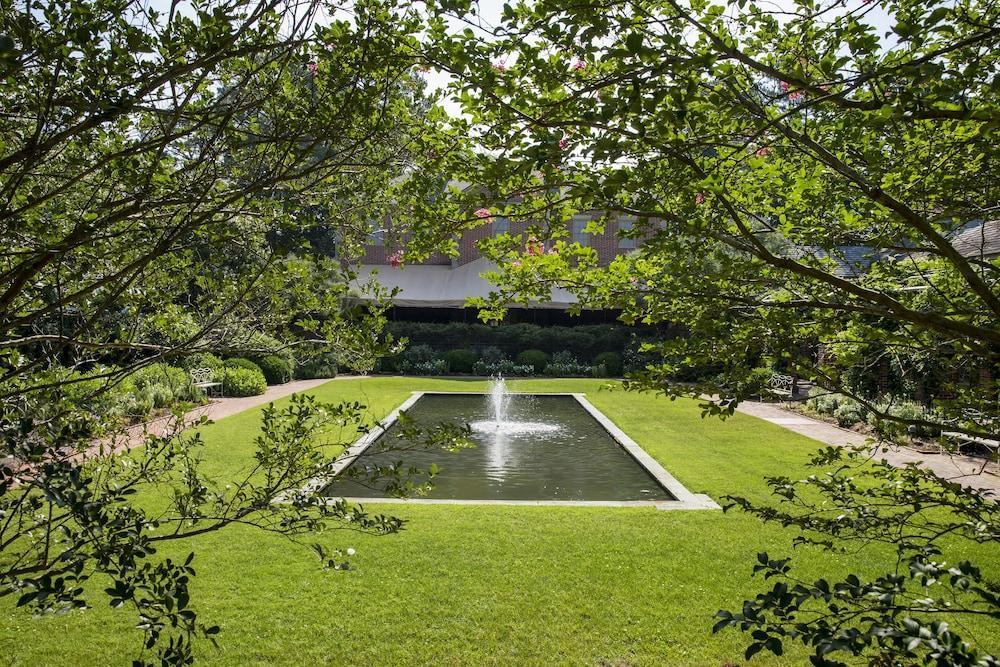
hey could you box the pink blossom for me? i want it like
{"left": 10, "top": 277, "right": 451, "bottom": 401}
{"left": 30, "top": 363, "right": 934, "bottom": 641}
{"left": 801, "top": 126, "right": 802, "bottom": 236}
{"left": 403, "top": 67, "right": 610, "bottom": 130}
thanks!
{"left": 788, "top": 90, "right": 804, "bottom": 102}
{"left": 779, "top": 80, "right": 790, "bottom": 92}
{"left": 474, "top": 208, "right": 492, "bottom": 219}
{"left": 526, "top": 235, "right": 544, "bottom": 256}
{"left": 511, "top": 260, "right": 521, "bottom": 268}
{"left": 695, "top": 192, "right": 706, "bottom": 205}
{"left": 547, "top": 247, "right": 558, "bottom": 255}
{"left": 572, "top": 59, "right": 586, "bottom": 71}
{"left": 325, "top": 42, "right": 336, "bottom": 51}
{"left": 307, "top": 61, "right": 318, "bottom": 74}
{"left": 493, "top": 60, "right": 507, "bottom": 72}
{"left": 755, "top": 146, "right": 772, "bottom": 157}
{"left": 558, "top": 138, "right": 569, "bottom": 150}
{"left": 388, "top": 250, "right": 404, "bottom": 268}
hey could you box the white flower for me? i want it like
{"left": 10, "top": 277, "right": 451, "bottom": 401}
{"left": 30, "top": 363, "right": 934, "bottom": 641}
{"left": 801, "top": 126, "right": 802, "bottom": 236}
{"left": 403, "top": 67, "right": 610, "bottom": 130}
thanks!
{"left": 346, "top": 548, "right": 356, "bottom": 556}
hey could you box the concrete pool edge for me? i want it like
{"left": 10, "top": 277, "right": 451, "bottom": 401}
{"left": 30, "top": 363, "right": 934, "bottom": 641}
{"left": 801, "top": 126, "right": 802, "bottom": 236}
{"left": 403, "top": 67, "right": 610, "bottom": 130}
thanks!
{"left": 304, "top": 391, "right": 720, "bottom": 511}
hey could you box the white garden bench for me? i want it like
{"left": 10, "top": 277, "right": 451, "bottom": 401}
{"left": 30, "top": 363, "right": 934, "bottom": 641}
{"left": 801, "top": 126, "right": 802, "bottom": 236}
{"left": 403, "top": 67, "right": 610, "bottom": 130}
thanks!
{"left": 767, "top": 373, "right": 798, "bottom": 398}
{"left": 190, "top": 368, "right": 223, "bottom": 397}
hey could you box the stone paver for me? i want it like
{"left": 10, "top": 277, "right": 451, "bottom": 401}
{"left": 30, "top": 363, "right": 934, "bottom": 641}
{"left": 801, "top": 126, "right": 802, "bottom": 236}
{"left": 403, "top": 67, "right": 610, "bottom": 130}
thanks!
{"left": 737, "top": 401, "right": 1000, "bottom": 496}
{"left": 90, "top": 378, "right": 337, "bottom": 459}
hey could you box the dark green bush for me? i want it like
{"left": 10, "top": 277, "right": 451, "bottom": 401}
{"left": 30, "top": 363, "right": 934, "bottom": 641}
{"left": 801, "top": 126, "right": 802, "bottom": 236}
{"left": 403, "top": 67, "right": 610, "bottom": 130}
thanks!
{"left": 515, "top": 349, "right": 550, "bottom": 373}
{"left": 255, "top": 355, "right": 293, "bottom": 384}
{"left": 443, "top": 349, "right": 478, "bottom": 374}
{"left": 478, "top": 346, "right": 506, "bottom": 363}
{"left": 295, "top": 359, "right": 338, "bottom": 379}
{"left": 383, "top": 321, "right": 664, "bottom": 360}
{"left": 178, "top": 352, "right": 224, "bottom": 371}
{"left": 224, "top": 357, "right": 264, "bottom": 374}
{"left": 221, "top": 367, "right": 267, "bottom": 397}
{"left": 376, "top": 355, "right": 400, "bottom": 373}
{"left": 592, "top": 351, "right": 623, "bottom": 376}
{"left": 402, "top": 343, "right": 437, "bottom": 364}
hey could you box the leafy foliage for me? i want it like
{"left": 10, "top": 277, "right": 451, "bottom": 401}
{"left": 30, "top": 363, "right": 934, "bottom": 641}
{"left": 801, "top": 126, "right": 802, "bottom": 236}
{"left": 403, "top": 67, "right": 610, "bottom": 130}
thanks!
{"left": 716, "top": 447, "right": 1000, "bottom": 667}
{"left": 254, "top": 356, "right": 293, "bottom": 385}
{"left": 0, "top": 0, "right": 460, "bottom": 661}
{"left": 220, "top": 366, "right": 267, "bottom": 397}
{"left": 426, "top": 0, "right": 1000, "bottom": 662}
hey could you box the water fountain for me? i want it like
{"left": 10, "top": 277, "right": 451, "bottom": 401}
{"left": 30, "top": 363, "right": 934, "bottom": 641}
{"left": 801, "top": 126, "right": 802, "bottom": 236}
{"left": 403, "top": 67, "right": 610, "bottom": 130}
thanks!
{"left": 470, "top": 375, "right": 560, "bottom": 435}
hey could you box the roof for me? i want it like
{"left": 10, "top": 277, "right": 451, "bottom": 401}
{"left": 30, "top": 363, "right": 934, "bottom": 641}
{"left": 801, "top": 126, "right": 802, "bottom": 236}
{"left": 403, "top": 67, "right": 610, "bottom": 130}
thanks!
{"left": 350, "top": 257, "right": 579, "bottom": 309}
{"left": 787, "top": 245, "right": 880, "bottom": 278}
{"left": 948, "top": 219, "right": 1000, "bottom": 259}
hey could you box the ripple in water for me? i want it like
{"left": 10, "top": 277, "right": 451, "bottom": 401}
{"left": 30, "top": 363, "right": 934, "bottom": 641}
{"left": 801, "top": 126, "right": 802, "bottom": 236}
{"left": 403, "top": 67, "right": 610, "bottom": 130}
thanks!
{"left": 469, "top": 420, "right": 562, "bottom": 435}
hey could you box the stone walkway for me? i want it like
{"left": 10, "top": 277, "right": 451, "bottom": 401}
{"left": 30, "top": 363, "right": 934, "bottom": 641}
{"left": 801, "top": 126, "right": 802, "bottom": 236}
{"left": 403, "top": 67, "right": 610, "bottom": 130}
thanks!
{"left": 184, "top": 377, "right": 334, "bottom": 422}
{"left": 85, "top": 378, "right": 336, "bottom": 460}
{"left": 737, "top": 401, "right": 1000, "bottom": 496}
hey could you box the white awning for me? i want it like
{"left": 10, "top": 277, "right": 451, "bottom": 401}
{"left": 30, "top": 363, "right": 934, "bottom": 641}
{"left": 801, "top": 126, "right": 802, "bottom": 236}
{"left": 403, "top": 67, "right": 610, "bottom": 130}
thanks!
{"left": 350, "top": 258, "right": 579, "bottom": 309}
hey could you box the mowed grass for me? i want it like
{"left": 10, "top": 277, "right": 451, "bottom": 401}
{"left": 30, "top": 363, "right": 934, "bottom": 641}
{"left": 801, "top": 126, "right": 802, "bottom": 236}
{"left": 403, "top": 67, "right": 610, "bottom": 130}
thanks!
{"left": 3, "top": 377, "right": 998, "bottom": 665}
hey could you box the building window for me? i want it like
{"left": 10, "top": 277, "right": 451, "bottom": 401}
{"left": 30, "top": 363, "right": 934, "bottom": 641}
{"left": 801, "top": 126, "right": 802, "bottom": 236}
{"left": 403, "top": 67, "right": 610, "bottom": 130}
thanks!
{"left": 368, "top": 227, "right": 385, "bottom": 246}
{"left": 571, "top": 215, "right": 590, "bottom": 246}
{"left": 493, "top": 216, "right": 510, "bottom": 235}
{"left": 618, "top": 218, "right": 636, "bottom": 249}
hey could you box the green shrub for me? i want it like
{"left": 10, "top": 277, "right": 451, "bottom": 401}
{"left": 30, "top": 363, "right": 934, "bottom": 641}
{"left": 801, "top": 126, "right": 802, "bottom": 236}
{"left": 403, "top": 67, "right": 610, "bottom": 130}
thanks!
{"left": 543, "top": 351, "right": 592, "bottom": 377}
{"left": 806, "top": 389, "right": 842, "bottom": 416}
{"left": 515, "top": 349, "right": 550, "bottom": 373}
{"left": 472, "top": 358, "right": 533, "bottom": 376}
{"left": 178, "top": 352, "right": 224, "bottom": 371}
{"left": 867, "top": 399, "right": 941, "bottom": 441}
{"left": 591, "top": 364, "right": 608, "bottom": 378}
{"left": 255, "top": 355, "right": 293, "bottom": 384}
{"left": 478, "top": 346, "right": 506, "bottom": 364}
{"left": 376, "top": 355, "right": 400, "bottom": 373}
{"left": 403, "top": 344, "right": 437, "bottom": 364}
{"left": 119, "top": 387, "right": 155, "bottom": 421}
{"left": 295, "top": 359, "right": 338, "bottom": 379}
{"left": 593, "top": 351, "right": 623, "bottom": 376}
{"left": 131, "top": 363, "right": 202, "bottom": 404}
{"left": 224, "top": 357, "right": 264, "bottom": 374}
{"left": 406, "top": 359, "right": 449, "bottom": 375}
{"left": 834, "top": 401, "right": 867, "bottom": 428}
{"left": 443, "top": 349, "right": 478, "bottom": 374}
{"left": 222, "top": 367, "right": 267, "bottom": 397}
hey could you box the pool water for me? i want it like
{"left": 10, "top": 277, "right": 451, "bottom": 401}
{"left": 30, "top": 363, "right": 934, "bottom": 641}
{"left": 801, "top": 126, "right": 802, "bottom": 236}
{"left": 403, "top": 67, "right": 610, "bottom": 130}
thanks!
{"left": 324, "top": 393, "right": 674, "bottom": 502}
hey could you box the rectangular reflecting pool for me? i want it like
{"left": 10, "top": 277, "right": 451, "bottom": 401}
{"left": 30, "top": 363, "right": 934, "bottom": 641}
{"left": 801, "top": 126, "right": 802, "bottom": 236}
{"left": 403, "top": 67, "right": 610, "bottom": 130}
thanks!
{"left": 320, "top": 392, "right": 716, "bottom": 508}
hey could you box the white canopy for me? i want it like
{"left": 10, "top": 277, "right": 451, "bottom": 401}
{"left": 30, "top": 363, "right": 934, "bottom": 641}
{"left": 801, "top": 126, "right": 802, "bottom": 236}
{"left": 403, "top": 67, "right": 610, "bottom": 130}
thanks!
{"left": 351, "top": 258, "right": 579, "bottom": 309}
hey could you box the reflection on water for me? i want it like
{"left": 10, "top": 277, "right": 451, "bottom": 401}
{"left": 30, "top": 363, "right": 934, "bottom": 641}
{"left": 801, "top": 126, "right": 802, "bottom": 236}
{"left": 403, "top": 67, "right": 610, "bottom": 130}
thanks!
{"left": 326, "top": 393, "right": 673, "bottom": 502}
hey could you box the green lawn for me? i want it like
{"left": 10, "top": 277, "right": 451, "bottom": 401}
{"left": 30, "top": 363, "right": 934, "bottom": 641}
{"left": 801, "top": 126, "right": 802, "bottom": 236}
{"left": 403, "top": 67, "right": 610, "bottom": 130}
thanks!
{"left": 3, "top": 378, "right": 998, "bottom": 665}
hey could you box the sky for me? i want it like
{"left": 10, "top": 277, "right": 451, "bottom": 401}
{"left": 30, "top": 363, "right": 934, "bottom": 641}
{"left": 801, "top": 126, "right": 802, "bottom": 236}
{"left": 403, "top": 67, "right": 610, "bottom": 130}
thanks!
{"left": 139, "top": 0, "right": 897, "bottom": 116}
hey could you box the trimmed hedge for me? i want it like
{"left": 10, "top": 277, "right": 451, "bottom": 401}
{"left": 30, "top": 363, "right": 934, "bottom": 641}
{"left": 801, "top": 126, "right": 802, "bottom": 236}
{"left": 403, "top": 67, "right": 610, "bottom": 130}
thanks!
{"left": 255, "top": 355, "right": 292, "bottom": 384}
{"left": 222, "top": 367, "right": 267, "bottom": 397}
{"left": 384, "top": 321, "right": 665, "bottom": 361}
{"left": 443, "top": 349, "right": 477, "bottom": 374}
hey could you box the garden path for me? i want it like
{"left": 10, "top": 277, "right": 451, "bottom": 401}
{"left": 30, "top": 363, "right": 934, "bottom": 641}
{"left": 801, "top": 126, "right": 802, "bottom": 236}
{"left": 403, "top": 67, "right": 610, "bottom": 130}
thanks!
{"left": 737, "top": 400, "right": 1000, "bottom": 496}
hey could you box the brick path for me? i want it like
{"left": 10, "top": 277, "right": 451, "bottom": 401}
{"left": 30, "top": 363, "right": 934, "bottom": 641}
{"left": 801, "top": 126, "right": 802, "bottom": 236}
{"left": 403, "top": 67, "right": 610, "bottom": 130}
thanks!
{"left": 736, "top": 401, "right": 1000, "bottom": 496}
